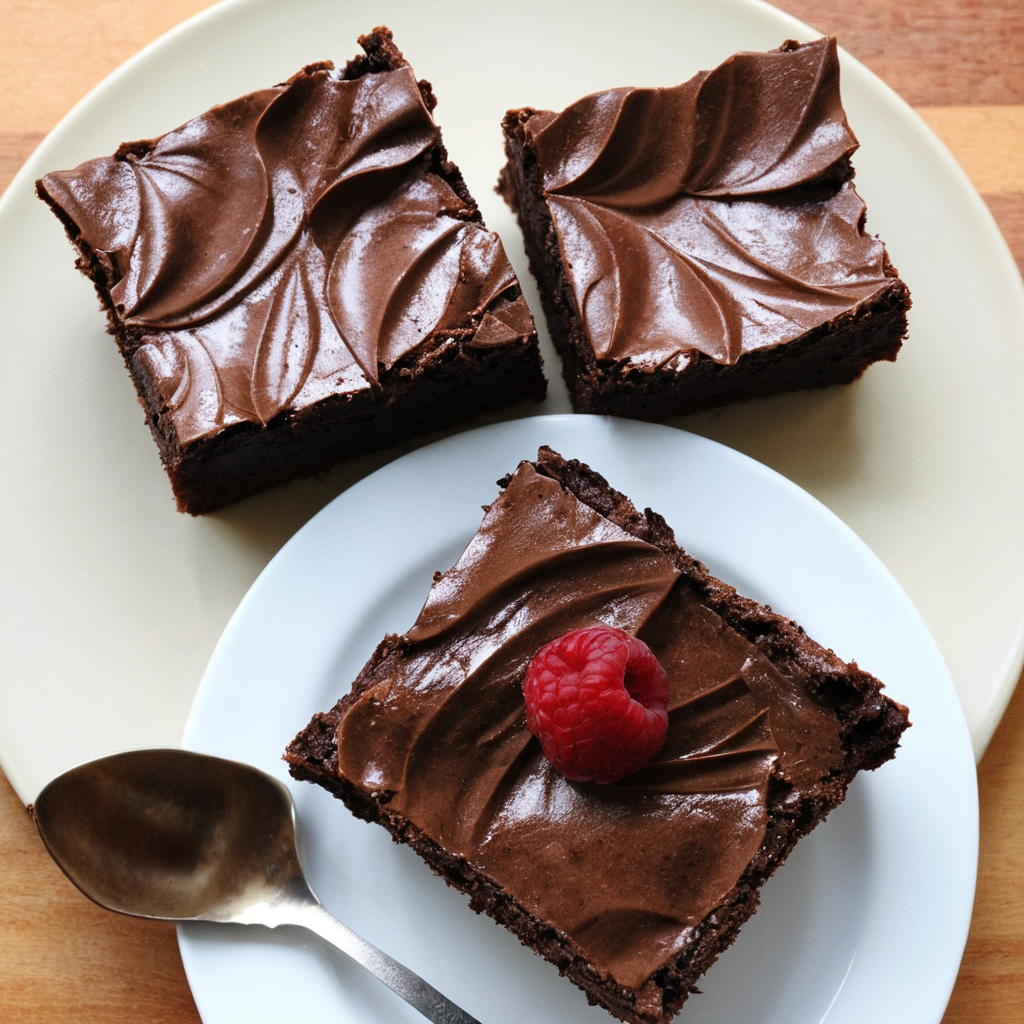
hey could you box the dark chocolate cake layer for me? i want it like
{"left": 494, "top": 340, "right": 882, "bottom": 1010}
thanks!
{"left": 498, "top": 38, "right": 910, "bottom": 418}
{"left": 38, "top": 28, "right": 545, "bottom": 514}
{"left": 286, "top": 446, "right": 909, "bottom": 1024}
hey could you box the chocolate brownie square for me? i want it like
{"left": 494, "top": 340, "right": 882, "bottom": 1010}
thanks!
{"left": 499, "top": 38, "right": 910, "bottom": 419}
{"left": 38, "top": 28, "right": 545, "bottom": 514}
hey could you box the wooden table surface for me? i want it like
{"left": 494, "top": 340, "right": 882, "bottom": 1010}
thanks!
{"left": 1, "top": 1, "right": 1022, "bottom": 1021}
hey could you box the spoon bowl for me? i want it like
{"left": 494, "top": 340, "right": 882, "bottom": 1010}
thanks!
{"left": 33, "top": 748, "right": 306, "bottom": 921}
{"left": 32, "top": 748, "right": 478, "bottom": 1024}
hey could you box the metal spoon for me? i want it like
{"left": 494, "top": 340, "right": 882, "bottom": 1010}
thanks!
{"left": 31, "top": 748, "right": 480, "bottom": 1024}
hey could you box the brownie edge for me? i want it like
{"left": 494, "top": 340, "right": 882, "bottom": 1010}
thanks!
{"left": 286, "top": 447, "right": 909, "bottom": 1024}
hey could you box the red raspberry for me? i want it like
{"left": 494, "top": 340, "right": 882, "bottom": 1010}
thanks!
{"left": 522, "top": 626, "right": 669, "bottom": 785}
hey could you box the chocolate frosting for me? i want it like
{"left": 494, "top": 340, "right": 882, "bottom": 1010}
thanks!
{"left": 524, "top": 38, "right": 894, "bottom": 369}
{"left": 40, "top": 63, "right": 534, "bottom": 443}
{"left": 336, "top": 463, "right": 842, "bottom": 987}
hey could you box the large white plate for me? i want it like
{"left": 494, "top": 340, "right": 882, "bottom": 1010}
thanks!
{"left": 2, "top": 0, "right": 1021, "bottom": 800}
{"left": 181, "top": 415, "right": 977, "bottom": 1024}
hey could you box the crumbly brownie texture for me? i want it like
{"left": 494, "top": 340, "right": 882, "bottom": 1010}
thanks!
{"left": 286, "top": 446, "right": 909, "bottom": 1024}
{"left": 38, "top": 28, "right": 545, "bottom": 514}
{"left": 498, "top": 38, "right": 911, "bottom": 419}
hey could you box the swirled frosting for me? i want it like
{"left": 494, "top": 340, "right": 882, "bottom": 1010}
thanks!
{"left": 39, "top": 60, "right": 534, "bottom": 443}
{"left": 523, "top": 37, "right": 895, "bottom": 370}
{"left": 336, "top": 462, "right": 842, "bottom": 987}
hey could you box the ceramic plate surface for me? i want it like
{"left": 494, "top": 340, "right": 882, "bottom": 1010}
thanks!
{"left": 0, "top": 0, "right": 1021, "bottom": 807}
{"left": 181, "top": 415, "right": 977, "bottom": 1024}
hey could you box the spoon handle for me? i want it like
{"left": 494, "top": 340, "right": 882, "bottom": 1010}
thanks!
{"left": 291, "top": 901, "right": 482, "bottom": 1024}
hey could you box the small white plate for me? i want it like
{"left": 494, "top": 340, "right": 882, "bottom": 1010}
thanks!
{"left": 182, "top": 415, "right": 977, "bottom": 1024}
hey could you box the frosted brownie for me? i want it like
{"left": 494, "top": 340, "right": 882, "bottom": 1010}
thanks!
{"left": 38, "top": 28, "right": 545, "bottom": 514}
{"left": 286, "top": 446, "right": 909, "bottom": 1024}
{"left": 498, "top": 38, "right": 910, "bottom": 418}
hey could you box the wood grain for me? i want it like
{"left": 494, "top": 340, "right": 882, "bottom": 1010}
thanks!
{"left": 0, "top": 773, "right": 200, "bottom": 1024}
{"left": 0, "top": 0, "right": 1021, "bottom": 1021}
{"left": 918, "top": 107, "right": 1024, "bottom": 193}
{"left": 944, "top": 668, "right": 1024, "bottom": 1024}
{"left": 1, "top": 0, "right": 212, "bottom": 132}
{"left": 919, "top": 107, "right": 1024, "bottom": 276}
{"left": 782, "top": 0, "right": 1024, "bottom": 106}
